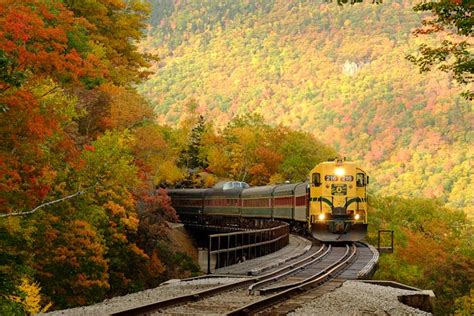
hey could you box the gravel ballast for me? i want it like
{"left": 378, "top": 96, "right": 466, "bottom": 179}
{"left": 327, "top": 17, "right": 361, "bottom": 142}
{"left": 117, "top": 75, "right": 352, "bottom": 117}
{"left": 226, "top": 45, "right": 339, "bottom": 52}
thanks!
{"left": 289, "top": 281, "right": 432, "bottom": 316}
{"left": 158, "top": 288, "right": 259, "bottom": 315}
{"left": 41, "top": 278, "right": 434, "bottom": 315}
{"left": 41, "top": 277, "right": 246, "bottom": 316}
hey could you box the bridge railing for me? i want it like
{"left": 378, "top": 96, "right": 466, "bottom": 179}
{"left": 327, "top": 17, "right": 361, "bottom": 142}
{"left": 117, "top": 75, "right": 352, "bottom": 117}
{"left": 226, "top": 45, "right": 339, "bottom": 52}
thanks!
{"left": 207, "top": 221, "right": 290, "bottom": 273}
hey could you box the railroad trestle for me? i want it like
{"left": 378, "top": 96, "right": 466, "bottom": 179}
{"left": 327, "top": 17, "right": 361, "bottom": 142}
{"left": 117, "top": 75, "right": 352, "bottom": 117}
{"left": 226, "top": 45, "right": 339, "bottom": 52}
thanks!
{"left": 183, "top": 219, "right": 290, "bottom": 273}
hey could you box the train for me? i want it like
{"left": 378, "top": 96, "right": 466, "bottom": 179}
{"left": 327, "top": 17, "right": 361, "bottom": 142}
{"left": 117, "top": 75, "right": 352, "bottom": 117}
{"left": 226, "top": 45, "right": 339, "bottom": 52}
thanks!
{"left": 167, "top": 159, "right": 368, "bottom": 242}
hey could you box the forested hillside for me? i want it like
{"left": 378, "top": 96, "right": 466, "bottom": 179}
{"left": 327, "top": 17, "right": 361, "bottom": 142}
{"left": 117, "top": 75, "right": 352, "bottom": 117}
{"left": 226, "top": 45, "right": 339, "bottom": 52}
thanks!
{"left": 140, "top": 0, "right": 473, "bottom": 215}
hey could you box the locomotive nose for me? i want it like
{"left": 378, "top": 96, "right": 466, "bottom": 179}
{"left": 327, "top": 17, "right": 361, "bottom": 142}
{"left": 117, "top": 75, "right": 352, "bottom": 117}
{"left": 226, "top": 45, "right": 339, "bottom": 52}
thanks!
{"left": 332, "top": 206, "right": 346, "bottom": 216}
{"left": 311, "top": 222, "right": 368, "bottom": 242}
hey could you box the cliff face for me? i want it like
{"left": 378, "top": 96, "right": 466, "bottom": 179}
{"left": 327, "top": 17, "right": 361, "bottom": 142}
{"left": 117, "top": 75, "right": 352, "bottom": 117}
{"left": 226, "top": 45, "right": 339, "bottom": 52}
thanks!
{"left": 140, "top": 0, "right": 473, "bottom": 215}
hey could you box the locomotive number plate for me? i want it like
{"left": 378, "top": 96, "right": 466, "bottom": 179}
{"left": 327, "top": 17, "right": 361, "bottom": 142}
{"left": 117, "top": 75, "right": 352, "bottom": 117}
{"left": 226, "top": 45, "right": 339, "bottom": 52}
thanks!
{"left": 331, "top": 184, "right": 347, "bottom": 196}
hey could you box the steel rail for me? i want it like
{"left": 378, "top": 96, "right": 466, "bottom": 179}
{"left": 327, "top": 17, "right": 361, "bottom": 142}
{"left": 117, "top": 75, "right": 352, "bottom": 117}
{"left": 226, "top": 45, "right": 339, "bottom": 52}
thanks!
{"left": 110, "top": 278, "right": 256, "bottom": 316}
{"left": 111, "top": 239, "right": 320, "bottom": 316}
{"left": 248, "top": 244, "right": 330, "bottom": 294}
{"left": 258, "top": 244, "right": 350, "bottom": 295}
{"left": 226, "top": 244, "right": 358, "bottom": 316}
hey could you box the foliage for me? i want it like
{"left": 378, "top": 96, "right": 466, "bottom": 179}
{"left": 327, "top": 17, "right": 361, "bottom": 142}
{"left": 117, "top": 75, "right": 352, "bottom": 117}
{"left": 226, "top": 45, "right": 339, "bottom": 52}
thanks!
{"left": 368, "top": 195, "right": 473, "bottom": 314}
{"left": 179, "top": 115, "right": 209, "bottom": 170}
{"left": 15, "top": 277, "right": 51, "bottom": 314}
{"left": 132, "top": 124, "right": 186, "bottom": 185}
{"left": 31, "top": 216, "right": 110, "bottom": 308}
{"left": 0, "top": 0, "right": 103, "bottom": 93}
{"left": 277, "top": 129, "right": 338, "bottom": 182}
{"left": 0, "top": 218, "right": 30, "bottom": 315}
{"left": 0, "top": 80, "right": 80, "bottom": 215}
{"left": 63, "top": 0, "right": 157, "bottom": 85}
{"left": 200, "top": 114, "right": 336, "bottom": 185}
{"left": 407, "top": 0, "right": 473, "bottom": 99}
{"left": 99, "top": 84, "right": 155, "bottom": 130}
{"left": 140, "top": 0, "right": 473, "bottom": 217}
{"left": 0, "top": 0, "right": 186, "bottom": 311}
{"left": 0, "top": 297, "right": 24, "bottom": 316}
{"left": 454, "top": 289, "right": 474, "bottom": 315}
{"left": 137, "top": 189, "right": 178, "bottom": 254}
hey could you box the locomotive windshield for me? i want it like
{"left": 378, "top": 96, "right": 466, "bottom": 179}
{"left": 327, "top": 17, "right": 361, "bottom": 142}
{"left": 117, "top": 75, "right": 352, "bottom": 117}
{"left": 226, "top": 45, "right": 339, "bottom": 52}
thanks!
{"left": 312, "top": 173, "right": 321, "bottom": 186}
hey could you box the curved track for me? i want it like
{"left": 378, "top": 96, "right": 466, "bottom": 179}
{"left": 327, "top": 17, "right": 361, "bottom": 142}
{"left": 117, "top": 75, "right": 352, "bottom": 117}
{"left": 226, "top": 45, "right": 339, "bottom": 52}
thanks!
{"left": 111, "top": 241, "right": 378, "bottom": 315}
{"left": 227, "top": 244, "right": 357, "bottom": 315}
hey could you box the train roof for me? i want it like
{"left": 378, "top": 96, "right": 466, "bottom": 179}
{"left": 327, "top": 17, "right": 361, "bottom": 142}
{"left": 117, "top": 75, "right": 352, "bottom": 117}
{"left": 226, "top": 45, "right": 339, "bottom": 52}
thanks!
{"left": 273, "top": 183, "right": 298, "bottom": 195}
{"left": 273, "top": 182, "right": 308, "bottom": 195}
{"left": 205, "top": 187, "right": 242, "bottom": 197}
{"left": 166, "top": 188, "right": 209, "bottom": 197}
{"left": 241, "top": 185, "right": 276, "bottom": 197}
{"left": 166, "top": 182, "right": 309, "bottom": 198}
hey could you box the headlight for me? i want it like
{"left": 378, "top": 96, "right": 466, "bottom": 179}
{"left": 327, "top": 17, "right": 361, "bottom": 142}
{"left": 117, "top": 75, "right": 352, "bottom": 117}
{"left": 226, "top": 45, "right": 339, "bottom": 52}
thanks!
{"left": 355, "top": 214, "right": 360, "bottom": 220}
{"left": 318, "top": 213, "right": 325, "bottom": 220}
{"left": 335, "top": 168, "right": 345, "bottom": 176}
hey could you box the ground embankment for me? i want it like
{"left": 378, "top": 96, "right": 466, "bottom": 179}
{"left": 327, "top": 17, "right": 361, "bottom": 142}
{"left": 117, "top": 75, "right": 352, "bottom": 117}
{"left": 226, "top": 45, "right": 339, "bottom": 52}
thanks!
{"left": 167, "top": 222, "right": 199, "bottom": 265}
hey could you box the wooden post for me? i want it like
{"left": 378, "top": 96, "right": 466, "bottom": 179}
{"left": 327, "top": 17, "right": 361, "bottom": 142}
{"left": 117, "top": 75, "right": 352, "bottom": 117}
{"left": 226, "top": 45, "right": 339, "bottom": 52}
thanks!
{"left": 391, "top": 230, "right": 394, "bottom": 253}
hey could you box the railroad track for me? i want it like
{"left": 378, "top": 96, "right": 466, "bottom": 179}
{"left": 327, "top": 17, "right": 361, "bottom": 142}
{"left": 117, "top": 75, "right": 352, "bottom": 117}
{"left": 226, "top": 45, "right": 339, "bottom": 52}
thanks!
{"left": 252, "top": 244, "right": 353, "bottom": 295}
{"left": 228, "top": 244, "right": 357, "bottom": 315}
{"left": 111, "top": 242, "right": 377, "bottom": 315}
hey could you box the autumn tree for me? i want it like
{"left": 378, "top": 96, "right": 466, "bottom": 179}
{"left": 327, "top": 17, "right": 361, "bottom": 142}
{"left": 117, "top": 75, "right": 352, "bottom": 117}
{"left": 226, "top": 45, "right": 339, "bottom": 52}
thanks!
{"left": 369, "top": 196, "right": 473, "bottom": 314}
{"left": 132, "top": 124, "right": 185, "bottom": 186}
{"left": 220, "top": 114, "right": 272, "bottom": 184}
{"left": 407, "top": 0, "right": 473, "bottom": 99}
{"left": 62, "top": 0, "right": 156, "bottom": 85}
{"left": 179, "top": 115, "right": 209, "bottom": 170}
{"left": 201, "top": 114, "right": 336, "bottom": 186}
{"left": 0, "top": 0, "right": 102, "bottom": 96}
{"left": 31, "top": 216, "right": 109, "bottom": 308}
{"left": 0, "top": 81, "right": 81, "bottom": 215}
{"left": 277, "top": 129, "right": 337, "bottom": 182}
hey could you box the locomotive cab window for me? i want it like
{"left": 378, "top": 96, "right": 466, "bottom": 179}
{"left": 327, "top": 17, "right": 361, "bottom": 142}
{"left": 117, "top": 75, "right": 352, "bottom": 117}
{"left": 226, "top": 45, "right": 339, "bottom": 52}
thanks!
{"left": 356, "top": 173, "right": 365, "bottom": 187}
{"left": 312, "top": 173, "right": 321, "bottom": 187}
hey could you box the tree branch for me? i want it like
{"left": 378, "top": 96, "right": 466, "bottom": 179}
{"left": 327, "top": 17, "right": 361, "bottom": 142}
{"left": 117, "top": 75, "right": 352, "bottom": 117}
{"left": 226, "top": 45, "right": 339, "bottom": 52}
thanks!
{"left": 40, "top": 85, "right": 60, "bottom": 98}
{"left": 0, "top": 186, "right": 95, "bottom": 218}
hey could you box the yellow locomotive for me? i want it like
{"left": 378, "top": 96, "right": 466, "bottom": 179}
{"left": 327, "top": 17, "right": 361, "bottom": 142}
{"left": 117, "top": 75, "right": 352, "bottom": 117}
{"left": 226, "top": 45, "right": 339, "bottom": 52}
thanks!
{"left": 309, "top": 159, "right": 368, "bottom": 241}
